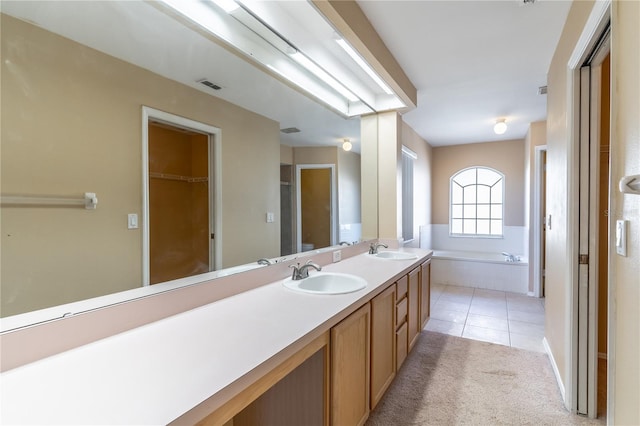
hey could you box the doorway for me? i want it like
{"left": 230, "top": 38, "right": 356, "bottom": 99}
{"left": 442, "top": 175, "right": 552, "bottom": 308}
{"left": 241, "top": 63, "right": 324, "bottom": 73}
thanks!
{"left": 142, "top": 107, "right": 221, "bottom": 285}
{"left": 296, "top": 164, "right": 336, "bottom": 253}
{"left": 533, "top": 146, "right": 547, "bottom": 298}
{"left": 572, "top": 19, "right": 610, "bottom": 419}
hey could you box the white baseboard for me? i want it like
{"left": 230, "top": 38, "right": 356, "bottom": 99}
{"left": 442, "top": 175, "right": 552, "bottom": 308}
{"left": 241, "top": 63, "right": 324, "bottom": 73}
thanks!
{"left": 543, "top": 337, "right": 566, "bottom": 404}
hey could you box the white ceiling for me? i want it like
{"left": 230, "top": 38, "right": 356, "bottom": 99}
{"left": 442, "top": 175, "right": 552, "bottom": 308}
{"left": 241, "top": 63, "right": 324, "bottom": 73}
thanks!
{"left": 357, "top": 0, "right": 572, "bottom": 146}
{"left": 3, "top": 0, "right": 572, "bottom": 150}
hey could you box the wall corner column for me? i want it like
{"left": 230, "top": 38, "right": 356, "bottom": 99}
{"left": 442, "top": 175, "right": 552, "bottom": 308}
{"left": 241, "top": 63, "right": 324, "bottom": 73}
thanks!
{"left": 360, "top": 112, "right": 402, "bottom": 243}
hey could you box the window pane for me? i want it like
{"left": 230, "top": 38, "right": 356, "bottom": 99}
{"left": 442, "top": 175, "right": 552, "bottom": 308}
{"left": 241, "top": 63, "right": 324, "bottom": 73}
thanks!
{"left": 464, "top": 185, "right": 476, "bottom": 203}
{"left": 477, "top": 168, "right": 501, "bottom": 186}
{"left": 463, "top": 204, "right": 476, "bottom": 218}
{"left": 491, "top": 220, "right": 503, "bottom": 235}
{"left": 463, "top": 219, "right": 476, "bottom": 234}
{"left": 452, "top": 184, "right": 463, "bottom": 204}
{"left": 477, "top": 220, "right": 490, "bottom": 235}
{"left": 491, "top": 204, "right": 503, "bottom": 219}
{"left": 477, "top": 204, "right": 490, "bottom": 218}
{"left": 454, "top": 168, "right": 476, "bottom": 186}
{"left": 477, "top": 185, "right": 490, "bottom": 203}
{"left": 491, "top": 180, "right": 503, "bottom": 201}
{"left": 450, "top": 167, "right": 504, "bottom": 237}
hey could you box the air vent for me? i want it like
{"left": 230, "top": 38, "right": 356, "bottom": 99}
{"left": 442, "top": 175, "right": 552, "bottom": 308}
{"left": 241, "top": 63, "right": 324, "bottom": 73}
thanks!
{"left": 280, "top": 127, "right": 301, "bottom": 134}
{"left": 198, "top": 79, "right": 221, "bottom": 90}
{"left": 538, "top": 85, "right": 548, "bottom": 95}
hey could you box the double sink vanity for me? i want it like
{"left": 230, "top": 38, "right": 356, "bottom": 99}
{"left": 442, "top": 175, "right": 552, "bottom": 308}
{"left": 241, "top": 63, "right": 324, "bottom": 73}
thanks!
{"left": 1, "top": 243, "right": 432, "bottom": 425}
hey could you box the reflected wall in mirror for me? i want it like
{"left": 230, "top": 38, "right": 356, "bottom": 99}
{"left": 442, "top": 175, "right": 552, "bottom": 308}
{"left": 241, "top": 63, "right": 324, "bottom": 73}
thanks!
{"left": 0, "top": 2, "right": 361, "bottom": 320}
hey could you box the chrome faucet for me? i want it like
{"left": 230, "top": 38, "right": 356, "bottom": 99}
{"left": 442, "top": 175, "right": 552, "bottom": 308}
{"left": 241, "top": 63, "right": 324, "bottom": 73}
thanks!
{"left": 369, "top": 242, "right": 388, "bottom": 254}
{"left": 501, "top": 252, "right": 517, "bottom": 262}
{"left": 290, "top": 260, "right": 322, "bottom": 280}
{"left": 339, "top": 241, "right": 351, "bottom": 246}
{"left": 257, "top": 258, "right": 272, "bottom": 265}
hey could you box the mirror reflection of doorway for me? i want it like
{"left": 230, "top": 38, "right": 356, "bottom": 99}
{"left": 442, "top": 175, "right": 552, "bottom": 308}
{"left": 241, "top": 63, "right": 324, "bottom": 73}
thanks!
{"left": 142, "top": 107, "right": 221, "bottom": 286}
{"left": 296, "top": 165, "right": 336, "bottom": 253}
{"left": 147, "top": 122, "right": 211, "bottom": 284}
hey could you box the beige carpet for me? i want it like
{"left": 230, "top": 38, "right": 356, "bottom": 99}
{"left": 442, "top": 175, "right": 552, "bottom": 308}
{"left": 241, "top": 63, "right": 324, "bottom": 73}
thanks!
{"left": 366, "top": 331, "right": 605, "bottom": 426}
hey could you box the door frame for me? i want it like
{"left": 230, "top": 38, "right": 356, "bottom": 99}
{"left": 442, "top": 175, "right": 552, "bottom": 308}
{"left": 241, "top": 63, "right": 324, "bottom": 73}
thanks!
{"left": 295, "top": 164, "right": 337, "bottom": 253}
{"left": 566, "top": 1, "right": 611, "bottom": 419}
{"left": 141, "top": 106, "right": 222, "bottom": 285}
{"left": 533, "top": 145, "right": 547, "bottom": 298}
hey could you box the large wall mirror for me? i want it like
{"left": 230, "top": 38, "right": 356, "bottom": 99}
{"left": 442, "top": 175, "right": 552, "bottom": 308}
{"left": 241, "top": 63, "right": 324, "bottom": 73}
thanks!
{"left": 0, "top": 1, "right": 364, "bottom": 324}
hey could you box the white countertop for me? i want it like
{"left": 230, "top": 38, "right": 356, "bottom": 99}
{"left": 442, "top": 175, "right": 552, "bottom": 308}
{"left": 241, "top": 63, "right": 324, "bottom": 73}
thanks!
{"left": 0, "top": 250, "right": 430, "bottom": 424}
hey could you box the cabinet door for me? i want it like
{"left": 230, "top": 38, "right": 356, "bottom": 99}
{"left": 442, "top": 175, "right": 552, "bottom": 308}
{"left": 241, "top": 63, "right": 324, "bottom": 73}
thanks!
{"left": 370, "top": 285, "right": 396, "bottom": 410}
{"left": 420, "top": 259, "right": 431, "bottom": 329}
{"left": 331, "top": 303, "right": 370, "bottom": 426}
{"left": 407, "top": 268, "right": 420, "bottom": 351}
{"left": 396, "top": 321, "right": 408, "bottom": 371}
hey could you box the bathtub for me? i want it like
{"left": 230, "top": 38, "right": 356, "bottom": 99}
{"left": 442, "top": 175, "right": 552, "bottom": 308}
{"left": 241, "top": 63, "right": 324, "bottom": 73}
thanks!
{"left": 431, "top": 250, "right": 529, "bottom": 294}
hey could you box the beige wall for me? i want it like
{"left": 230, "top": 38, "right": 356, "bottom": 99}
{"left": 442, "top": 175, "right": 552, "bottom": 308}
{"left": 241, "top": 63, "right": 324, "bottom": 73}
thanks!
{"left": 525, "top": 121, "right": 547, "bottom": 291}
{"left": 432, "top": 140, "right": 525, "bottom": 226}
{"left": 401, "top": 120, "right": 432, "bottom": 248}
{"left": 1, "top": 15, "right": 281, "bottom": 316}
{"left": 609, "top": 1, "right": 639, "bottom": 422}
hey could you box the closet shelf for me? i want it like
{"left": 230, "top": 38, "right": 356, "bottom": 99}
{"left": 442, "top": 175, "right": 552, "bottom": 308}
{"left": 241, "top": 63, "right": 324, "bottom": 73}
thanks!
{"left": 149, "top": 172, "right": 208, "bottom": 183}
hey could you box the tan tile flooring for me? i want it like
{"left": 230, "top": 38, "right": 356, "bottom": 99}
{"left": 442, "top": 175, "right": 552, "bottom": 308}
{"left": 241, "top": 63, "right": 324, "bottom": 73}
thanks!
{"left": 426, "top": 283, "right": 546, "bottom": 352}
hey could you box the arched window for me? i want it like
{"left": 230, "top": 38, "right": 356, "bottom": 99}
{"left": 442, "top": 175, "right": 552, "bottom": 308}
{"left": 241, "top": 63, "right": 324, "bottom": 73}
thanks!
{"left": 450, "top": 167, "right": 504, "bottom": 237}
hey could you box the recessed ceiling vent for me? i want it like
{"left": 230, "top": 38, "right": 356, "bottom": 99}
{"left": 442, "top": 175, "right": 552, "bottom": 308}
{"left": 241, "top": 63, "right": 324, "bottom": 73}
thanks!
{"left": 280, "top": 127, "right": 301, "bottom": 134}
{"left": 197, "top": 79, "right": 221, "bottom": 90}
{"left": 538, "top": 85, "right": 548, "bottom": 95}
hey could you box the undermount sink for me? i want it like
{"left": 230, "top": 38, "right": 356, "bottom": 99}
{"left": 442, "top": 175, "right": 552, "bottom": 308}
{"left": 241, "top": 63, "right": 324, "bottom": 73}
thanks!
{"left": 372, "top": 251, "right": 418, "bottom": 260}
{"left": 283, "top": 272, "right": 367, "bottom": 295}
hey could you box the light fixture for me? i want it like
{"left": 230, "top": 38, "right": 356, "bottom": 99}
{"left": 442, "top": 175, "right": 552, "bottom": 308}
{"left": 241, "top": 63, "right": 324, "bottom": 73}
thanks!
{"left": 342, "top": 138, "right": 353, "bottom": 151}
{"left": 289, "top": 51, "right": 359, "bottom": 102}
{"left": 335, "top": 37, "right": 394, "bottom": 95}
{"left": 211, "top": 0, "right": 240, "bottom": 14}
{"left": 494, "top": 119, "right": 507, "bottom": 135}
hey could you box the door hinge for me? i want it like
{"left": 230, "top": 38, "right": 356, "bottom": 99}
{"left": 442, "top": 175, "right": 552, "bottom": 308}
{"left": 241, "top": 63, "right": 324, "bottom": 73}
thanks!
{"left": 211, "top": 233, "right": 215, "bottom": 239}
{"left": 579, "top": 254, "right": 589, "bottom": 265}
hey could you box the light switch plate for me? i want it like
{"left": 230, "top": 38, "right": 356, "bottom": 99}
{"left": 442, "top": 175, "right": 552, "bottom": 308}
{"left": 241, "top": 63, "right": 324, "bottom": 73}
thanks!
{"left": 128, "top": 213, "right": 138, "bottom": 230}
{"left": 332, "top": 250, "right": 342, "bottom": 263}
{"left": 266, "top": 212, "right": 275, "bottom": 223}
{"left": 615, "top": 220, "right": 628, "bottom": 256}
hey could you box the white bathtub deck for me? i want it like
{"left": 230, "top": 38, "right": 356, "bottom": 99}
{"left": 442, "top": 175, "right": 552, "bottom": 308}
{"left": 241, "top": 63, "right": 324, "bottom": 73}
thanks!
{"left": 431, "top": 250, "right": 529, "bottom": 294}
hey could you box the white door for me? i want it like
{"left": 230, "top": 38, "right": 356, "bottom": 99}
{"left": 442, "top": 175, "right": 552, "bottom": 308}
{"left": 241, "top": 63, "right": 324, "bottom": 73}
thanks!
{"left": 576, "top": 29, "right": 610, "bottom": 417}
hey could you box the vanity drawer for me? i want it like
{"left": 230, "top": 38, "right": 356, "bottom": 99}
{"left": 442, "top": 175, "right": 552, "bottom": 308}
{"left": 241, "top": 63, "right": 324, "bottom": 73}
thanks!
{"left": 396, "top": 275, "right": 408, "bottom": 301}
{"left": 396, "top": 297, "right": 408, "bottom": 326}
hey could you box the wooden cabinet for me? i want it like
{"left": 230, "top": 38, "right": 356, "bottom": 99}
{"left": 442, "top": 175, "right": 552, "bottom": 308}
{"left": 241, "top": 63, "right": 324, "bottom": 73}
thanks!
{"left": 370, "top": 284, "right": 396, "bottom": 410}
{"left": 407, "top": 267, "right": 420, "bottom": 351}
{"left": 331, "top": 303, "right": 370, "bottom": 426}
{"left": 420, "top": 259, "right": 431, "bottom": 329}
{"left": 394, "top": 275, "right": 409, "bottom": 371}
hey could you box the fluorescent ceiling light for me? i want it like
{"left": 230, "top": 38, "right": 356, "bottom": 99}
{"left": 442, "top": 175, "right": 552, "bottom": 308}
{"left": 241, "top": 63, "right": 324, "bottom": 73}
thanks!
{"left": 290, "top": 52, "right": 359, "bottom": 102}
{"left": 336, "top": 38, "right": 394, "bottom": 96}
{"left": 159, "top": 0, "right": 363, "bottom": 116}
{"left": 211, "top": 0, "right": 240, "bottom": 14}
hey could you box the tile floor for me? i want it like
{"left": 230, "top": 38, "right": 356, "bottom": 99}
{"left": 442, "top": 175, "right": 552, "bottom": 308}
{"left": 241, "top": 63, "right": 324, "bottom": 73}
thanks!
{"left": 425, "top": 283, "right": 546, "bottom": 353}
